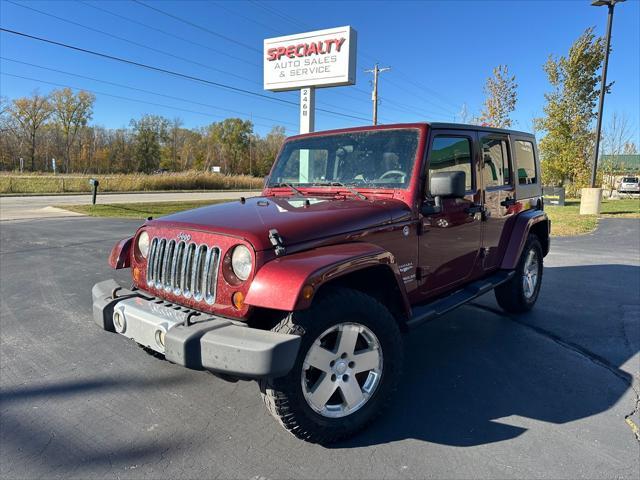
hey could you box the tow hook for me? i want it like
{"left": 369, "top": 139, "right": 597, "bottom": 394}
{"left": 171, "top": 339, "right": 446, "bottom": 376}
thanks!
{"left": 269, "top": 229, "right": 286, "bottom": 257}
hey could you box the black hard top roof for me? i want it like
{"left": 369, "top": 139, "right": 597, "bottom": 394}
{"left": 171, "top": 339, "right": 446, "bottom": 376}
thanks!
{"left": 426, "top": 122, "right": 534, "bottom": 137}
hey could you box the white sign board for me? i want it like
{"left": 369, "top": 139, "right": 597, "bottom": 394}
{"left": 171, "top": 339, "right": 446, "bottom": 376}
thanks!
{"left": 263, "top": 26, "right": 357, "bottom": 91}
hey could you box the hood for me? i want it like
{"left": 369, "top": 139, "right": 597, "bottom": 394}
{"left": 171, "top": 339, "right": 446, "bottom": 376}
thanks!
{"left": 148, "top": 195, "right": 412, "bottom": 251}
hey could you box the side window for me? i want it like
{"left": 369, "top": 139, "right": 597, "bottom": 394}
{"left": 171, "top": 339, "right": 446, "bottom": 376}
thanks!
{"left": 482, "top": 137, "right": 511, "bottom": 188}
{"left": 514, "top": 140, "right": 537, "bottom": 185}
{"left": 428, "top": 136, "right": 473, "bottom": 191}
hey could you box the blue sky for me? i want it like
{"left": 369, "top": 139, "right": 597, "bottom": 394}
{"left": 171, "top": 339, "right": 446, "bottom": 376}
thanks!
{"left": 1, "top": 0, "right": 638, "bottom": 142}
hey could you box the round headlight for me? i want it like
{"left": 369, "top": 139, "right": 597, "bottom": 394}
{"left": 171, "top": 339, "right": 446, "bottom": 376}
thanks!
{"left": 231, "top": 245, "right": 252, "bottom": 281}
{"left": 137, "top": 231, "right": 150, "bottom": 258}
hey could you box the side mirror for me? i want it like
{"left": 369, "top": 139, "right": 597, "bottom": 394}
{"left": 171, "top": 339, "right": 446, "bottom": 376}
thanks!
{"left": 430, "top": 171, "right": 466, "bottom": 198}
{"left": 421, "top": 171, "right": 466, "bottom": 216}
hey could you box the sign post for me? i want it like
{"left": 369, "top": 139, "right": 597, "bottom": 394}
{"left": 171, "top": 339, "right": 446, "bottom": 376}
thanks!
{"left": 264, "top": 26, "right": 357, "bottom": 134}
{"left": 300, "top": 87, "right": 315, "bottom": 134}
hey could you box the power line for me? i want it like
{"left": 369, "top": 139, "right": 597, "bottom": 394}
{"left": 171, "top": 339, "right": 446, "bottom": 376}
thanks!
{"left": 211, "top": 1, "right": 284, "bottom": 36}
{"left": 0, "top": 28, "right": 372, "bottom": 122}
{"left": 6, "top": 0, "right": 256, "bottom": 85}
{"left": 0, "top": 72, "right": 289, "bottom": 131}
{"left": 0, "top": 57, "right": 298, "bottom": 128}
{"left": 77, "top": 0, "right": 258, "bottom": 67}
{"left": 131, "top": 0, "right": 260, "bottom": 53}
{"left": 12, "top": 2, "right": 375, "bottom": 123}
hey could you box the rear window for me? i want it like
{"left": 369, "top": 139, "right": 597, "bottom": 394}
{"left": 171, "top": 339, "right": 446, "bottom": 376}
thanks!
{"left": 622, "top": 177, "right": 639, "bottom": 183}
{"left": 514, "top": 140, "right": 537, "bottom": 185}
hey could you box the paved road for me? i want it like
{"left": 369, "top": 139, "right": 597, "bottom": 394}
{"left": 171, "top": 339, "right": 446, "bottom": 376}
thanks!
{"left": 1, "top": 217, "right": 638, "bottom": 479}
{"left": 0, "top": 191, "right": 259, "bottom": 221}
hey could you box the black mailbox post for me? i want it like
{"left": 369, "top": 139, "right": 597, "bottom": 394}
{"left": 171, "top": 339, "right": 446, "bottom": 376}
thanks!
{"left": 89, "top": 178, "right": 99, "bottom": 205}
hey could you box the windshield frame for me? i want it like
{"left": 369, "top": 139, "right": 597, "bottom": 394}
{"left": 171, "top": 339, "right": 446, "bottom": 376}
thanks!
{"left": 266, "top": 127, "right": 422, "bottom": 192}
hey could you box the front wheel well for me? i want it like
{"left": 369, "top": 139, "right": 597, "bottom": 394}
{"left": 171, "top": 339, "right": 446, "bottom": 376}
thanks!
{"left": 313, "top": 265, "right": 410, "bottom": 331}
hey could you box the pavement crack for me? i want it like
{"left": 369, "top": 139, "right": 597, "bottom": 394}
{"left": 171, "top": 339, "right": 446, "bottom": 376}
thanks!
{"left": 470, "top": 302, "right": 640, "bottom": 444}
{"left": 36, "top": 432, "right": 55, "bottom": 456}
{"left": 469, "top": 303, "right": 635, "bottom": 388}
{"left": 624, "top": 397, "right": 640, "bottom": 442}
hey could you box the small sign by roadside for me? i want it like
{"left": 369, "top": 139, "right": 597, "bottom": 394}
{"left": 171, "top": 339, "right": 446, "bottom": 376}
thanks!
{"left": 543, "top": 186, "right": 566, "bottom": 206}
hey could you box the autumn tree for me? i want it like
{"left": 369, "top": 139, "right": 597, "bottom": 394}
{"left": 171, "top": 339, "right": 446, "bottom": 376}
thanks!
{"left": 130, "top": 115, "right": 169, "bottom": 172}
{"left": 9, "top": 91, "right": 52, "bottom": 170}
{"left": 536, "top": 27, "right": 606, "bottom": 189}
{"left": 478, "top": 65, "right": 518, "bottom": 128}
{"left": 50, "top": 88, "right": 95, "bottom": 173}
{"left": 207, "top": 118, "right": 253, "bottom": 174}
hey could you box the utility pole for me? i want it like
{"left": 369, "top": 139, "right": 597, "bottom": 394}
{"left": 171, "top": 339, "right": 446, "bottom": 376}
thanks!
{"left": 365, "top": 63, "right": 391, "bottom": 125}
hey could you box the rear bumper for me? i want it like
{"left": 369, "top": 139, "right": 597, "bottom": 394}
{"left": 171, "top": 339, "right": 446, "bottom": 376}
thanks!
{"left": 92, "top": 279, "right": 300, "bottom": 378}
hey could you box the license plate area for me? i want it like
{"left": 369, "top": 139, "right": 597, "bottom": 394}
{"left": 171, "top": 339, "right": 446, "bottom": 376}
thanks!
{"left": 113, "top": 297, "right": 192, "bottom": 354}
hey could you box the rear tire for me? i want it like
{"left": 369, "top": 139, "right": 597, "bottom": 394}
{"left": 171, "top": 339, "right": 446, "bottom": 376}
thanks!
{"left": 259, "top": 287, "right": 403, "bottom": 444}
{"left": 495, "top": 234, "right": 543, "bottom": 313}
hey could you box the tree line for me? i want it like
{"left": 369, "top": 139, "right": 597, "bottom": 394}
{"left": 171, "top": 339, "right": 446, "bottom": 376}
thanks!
{"left": 0, "top": 88, "right": 287, "bottom": 177}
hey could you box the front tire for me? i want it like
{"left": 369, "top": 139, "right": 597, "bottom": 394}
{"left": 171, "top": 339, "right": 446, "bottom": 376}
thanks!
{"left": 259, "top": 287, "right": 403, "bottom": 444}
{"left": 495, "top": 234, "right": 543, "bottom": 313}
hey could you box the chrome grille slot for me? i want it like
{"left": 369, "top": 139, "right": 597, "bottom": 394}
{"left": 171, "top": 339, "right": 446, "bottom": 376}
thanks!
{"left": 154, "top": 239, "right": 166, "bottom": 289}
{"left": 204, "top": 247, "right": 219, "bottom": 305}
{"left": 146, "top": 237, "right": 159, "bottom": 286}
{"left": 146, "top": 236, "right": 220, "bottom": 304}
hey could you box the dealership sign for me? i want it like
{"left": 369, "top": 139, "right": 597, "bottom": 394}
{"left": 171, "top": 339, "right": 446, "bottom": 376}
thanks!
{"left": 263, "top": 26, "right": 357, "bottom": 91}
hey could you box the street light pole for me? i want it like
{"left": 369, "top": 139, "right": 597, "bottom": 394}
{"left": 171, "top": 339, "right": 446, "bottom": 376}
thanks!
{"left": 590, "top": 0, "right": 620, "bottom": 188}
{"left": 580, "top": 0, "right": 625, "bottom": 215}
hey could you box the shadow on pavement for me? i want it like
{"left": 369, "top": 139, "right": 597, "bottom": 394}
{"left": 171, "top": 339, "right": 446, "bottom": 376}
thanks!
{"left": 0, "top": 374, "right": 192, "bottom": 472}
{"left": 334, "top": 263, "right": 639, "bottom": 448}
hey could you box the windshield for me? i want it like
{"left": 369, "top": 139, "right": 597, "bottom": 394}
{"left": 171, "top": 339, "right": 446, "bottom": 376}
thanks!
{"left": 268, "top": 129, "right": 419, "bottom": 189}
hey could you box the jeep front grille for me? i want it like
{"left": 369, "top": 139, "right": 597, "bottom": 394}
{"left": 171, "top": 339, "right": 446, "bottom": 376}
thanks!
{"left": 146, "top": 237, "right": 220, "bottom": 304}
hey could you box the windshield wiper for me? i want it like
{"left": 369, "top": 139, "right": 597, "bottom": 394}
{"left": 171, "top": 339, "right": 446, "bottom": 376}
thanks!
{"left": 313, "top": 181, "right": 367, "bottom": 200}
{"left": 270, "top": 182, "right": 304, "bottom": 197}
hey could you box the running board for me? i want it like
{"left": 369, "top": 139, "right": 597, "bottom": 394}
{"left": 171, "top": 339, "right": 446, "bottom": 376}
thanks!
{"left": 406, "top": 270, "right": 515, "bottom": 330}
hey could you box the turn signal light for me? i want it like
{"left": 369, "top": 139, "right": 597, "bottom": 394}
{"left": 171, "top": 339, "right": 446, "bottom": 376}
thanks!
{"left": 301, "top": 285, "right": 314, "bottom": 300}
{"left": 232, "top": 291, "right": 245, "bottom": 309}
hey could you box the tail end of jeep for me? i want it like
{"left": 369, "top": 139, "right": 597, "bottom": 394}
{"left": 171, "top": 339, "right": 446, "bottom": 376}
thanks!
{"left": 93, "top": 122, "right": 549, "bottom": 443}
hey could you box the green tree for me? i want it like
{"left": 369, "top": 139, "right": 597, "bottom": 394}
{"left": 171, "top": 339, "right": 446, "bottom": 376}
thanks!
{"left": 51, "top": 88, "right": 95, "bottom": 173}
{"left": 9, "top": 91, "right": 52, "bottom": 170}
{"left": 130, "top": 115, "right": 169, "bottom": 172}
{"left": 536, "top": 27, "right": 606, "bottom": 189}
{"left": 478, "top": 65, "right": 518, "bottom": 128}
{"left": 254, "top": 126, "right": 286, "bottom": 176}
{"left": 207, "top": 118, "right": 253, "bottom": 174}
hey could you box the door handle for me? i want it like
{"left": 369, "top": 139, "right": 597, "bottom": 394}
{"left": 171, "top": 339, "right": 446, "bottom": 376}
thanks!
{"left": 500, "top": 197, "right": 517, "bottom": 207}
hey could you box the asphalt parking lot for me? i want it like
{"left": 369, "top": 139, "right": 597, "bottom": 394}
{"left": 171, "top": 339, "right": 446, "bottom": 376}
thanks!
{"left": 1, "top": 216, "right": 638, "bottom": 479}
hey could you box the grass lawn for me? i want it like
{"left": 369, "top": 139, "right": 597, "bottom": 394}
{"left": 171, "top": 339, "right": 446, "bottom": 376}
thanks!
{"left": 58, "top": 197, "right": 640, "bottom": 236}
{"left": 57, "top": 200, "right": 227, "bottom": 219}
{"left": 546, "top": 198, "right": 640, "bottom": 236}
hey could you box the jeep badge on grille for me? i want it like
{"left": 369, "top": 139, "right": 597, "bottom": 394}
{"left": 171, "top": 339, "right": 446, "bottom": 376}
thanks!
{"left": 177, "top": 232, "right": 191, "bottom": 242}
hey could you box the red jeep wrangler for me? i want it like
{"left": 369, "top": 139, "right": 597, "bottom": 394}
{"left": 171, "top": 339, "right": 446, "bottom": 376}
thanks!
{"left": 93, "top": 123, "right": 550, "bottom": 443}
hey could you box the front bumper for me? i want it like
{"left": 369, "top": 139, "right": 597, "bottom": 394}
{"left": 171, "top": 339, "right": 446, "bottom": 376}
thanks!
{"left": 92, "top": 280, "right": 300, "bottom": 378}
